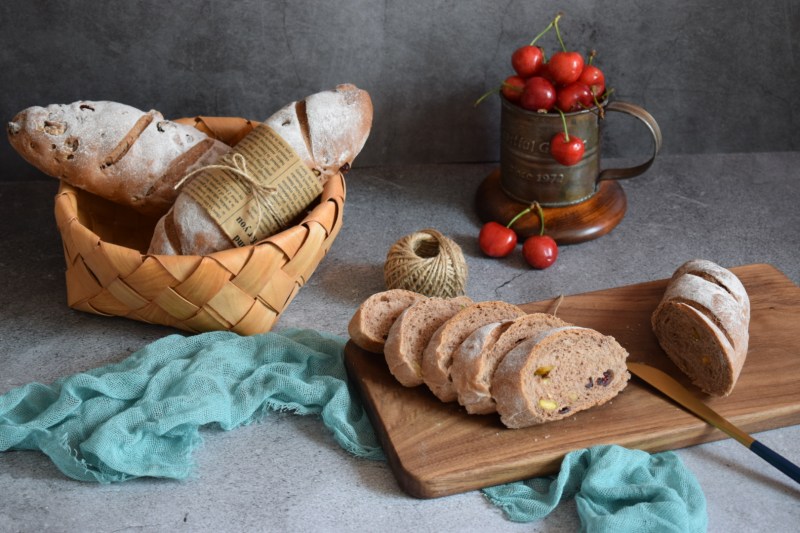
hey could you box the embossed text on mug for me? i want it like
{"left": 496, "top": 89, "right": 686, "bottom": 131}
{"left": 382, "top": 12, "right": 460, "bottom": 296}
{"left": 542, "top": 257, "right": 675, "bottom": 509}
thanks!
{"left": 501, "top": 130, "right": 550, "bottom": 154}
{"left": 507, "top": 164, "right": 565, "bottom": 185}
{"left": 537, "top": 173, "right": 565, "bottom": 184}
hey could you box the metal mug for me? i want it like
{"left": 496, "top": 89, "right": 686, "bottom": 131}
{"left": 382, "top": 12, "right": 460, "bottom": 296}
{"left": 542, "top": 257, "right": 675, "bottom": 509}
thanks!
{"left": 499, "top": 97, "right": 662, "bottom": 206}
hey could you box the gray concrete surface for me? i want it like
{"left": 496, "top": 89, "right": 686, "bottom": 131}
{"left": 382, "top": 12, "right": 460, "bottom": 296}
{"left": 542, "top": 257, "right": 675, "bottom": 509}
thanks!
{"left": 2, "top": 0, "right": 800, "bottom": 182}
{"left": 1, "top": 152, "right": 799, "bottom": 531}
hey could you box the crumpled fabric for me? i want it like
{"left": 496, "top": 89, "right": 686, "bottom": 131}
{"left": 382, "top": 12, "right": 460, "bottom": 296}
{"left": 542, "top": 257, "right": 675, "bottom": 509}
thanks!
{"left": 0, "top": 329, "right": 383, "bottom": 482}
{"left": 482, "top": 445, "right": 707, "bottom": 532}
{"left": 0, "top": 329, "right": 707, "bottom": 532}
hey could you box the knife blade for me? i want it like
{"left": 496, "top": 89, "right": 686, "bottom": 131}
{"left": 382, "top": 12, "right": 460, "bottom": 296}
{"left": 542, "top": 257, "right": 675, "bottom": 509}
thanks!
{"left": 627, "top": 361, "right": 800, "bottom": 485}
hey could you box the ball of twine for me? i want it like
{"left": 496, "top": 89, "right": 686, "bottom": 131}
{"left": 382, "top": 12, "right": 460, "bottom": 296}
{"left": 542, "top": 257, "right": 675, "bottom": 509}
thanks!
{"left": 384, "top": 228, "right": 468, "bottom": 298}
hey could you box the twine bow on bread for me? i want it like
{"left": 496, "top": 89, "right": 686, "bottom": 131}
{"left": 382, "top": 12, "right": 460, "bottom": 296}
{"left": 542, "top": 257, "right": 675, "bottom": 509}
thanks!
{"left": 174, "top": 152, "right": 281, "bottom": 232}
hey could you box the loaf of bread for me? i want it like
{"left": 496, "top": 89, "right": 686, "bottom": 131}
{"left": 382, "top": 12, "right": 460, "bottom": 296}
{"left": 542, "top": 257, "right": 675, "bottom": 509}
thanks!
{"left": 384, "top": 296, "right": 473, "bottom": 387}
{"left": 451, "top": 312, "right": 570, "bottom": 414}
{"left": 348, "top": 289, "right": 427, "bottom": 354}
{"left": 421, "top": 301, "right": 525, "bottom": 402}
{"left": 147, "top": 84, "right": 373, "bottom": 256}
{"left": 651, "top": 259, "right": 750, "bottom": 396}
{"left": 7, "top": 101, "right": 230, "bottom": 217}
{"left": 493, "top": 326, "right": 630, "bottom": 428}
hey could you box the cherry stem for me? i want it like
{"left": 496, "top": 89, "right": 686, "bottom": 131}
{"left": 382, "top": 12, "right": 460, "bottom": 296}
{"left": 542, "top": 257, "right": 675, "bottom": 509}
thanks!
{"left": 502, "top": 81, "right": 524, "bottom": 93}
{"left": 557, "top": 108, "right": 570, "bottom": 141}
{"left": 474, "top": 81, "right": 524, "bottom": 107}
{"left": 530, "top": 13, "right": 560, "bottom": 46}
{"left": 474, "top": 85, "right": 500, "bottom": 107}
{"left": 593, "top": 93, "right": 605, "bottom": 118}
{"left": 588, "top": 49, "right": 597, "bottom": 65}
{"left": 553, "top": 13, "right": 567, "bottom": 52}
{"left": 533, "top": 202, "right": 546, "bottom": 236}
{"left": 506, "top": 205, "right": 534, "bottom": 229}
{"left": 580, "top": 102, "right": 603, "bottom": 118}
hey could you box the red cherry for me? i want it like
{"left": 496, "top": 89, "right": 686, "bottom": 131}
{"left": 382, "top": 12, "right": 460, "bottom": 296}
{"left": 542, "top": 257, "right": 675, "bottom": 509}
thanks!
{"left": 523, "top": 235, "right": 558, "bottom": 269}
{"left": 578, "top": 65, "right": 606, "bottom": 98}
{"left": 520, "top": 77, "right": 556, "bottom": 112}
{"left": 511, "top": 45, "right": 544, "bottom": 78}
{"left": 501, "top": 75, "right": 526, "bottom": 102}
{"left": 556, "top": 82, "right": 593, "bottom": 112}
{"left": 537, "top": 62, "right": 557, "bottom": 84}
{"left": 479, "top": 221, "right": 517, "bottom": 257}
{"left": 478, "top": 204, "right": 539, "bottom": 257}
{"left": 550, "top": 132, "right": 585, "bottom": 166}
{"left": 548, "top": 51, "right": 585, "bottom": 86}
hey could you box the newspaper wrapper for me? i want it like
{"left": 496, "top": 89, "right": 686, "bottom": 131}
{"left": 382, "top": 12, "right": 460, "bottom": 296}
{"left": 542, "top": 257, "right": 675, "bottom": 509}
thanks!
{"left": 182, "top": 124, "right": 322, "bottom": 247}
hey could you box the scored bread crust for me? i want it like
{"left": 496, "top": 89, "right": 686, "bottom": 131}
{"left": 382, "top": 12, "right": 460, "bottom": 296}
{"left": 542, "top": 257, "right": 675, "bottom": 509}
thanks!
{"left": 451, "top": 312, "right": 570, "bottom": 415}
{"left": 652, "top": 260, "right": 750, "bottom": 396}
{"left": 7, "top": 100, "right": 230, "bottom": 217}
{"left": 492, "top": 326, "right": 630, "bottom": 429}
{"left": 384, "top": 296, "right": 473, "bottom": 387}
{"left": 148, "top": 84, "right": 373, "bottom": 256}
{"left": 671, "top": 259, "right": 750, "bottom": 315}
{"left": 421, "top": 301, "right": 525, "bottom": 402}
{"left": 348, "top": 289, "right": 426, "bottom": 354}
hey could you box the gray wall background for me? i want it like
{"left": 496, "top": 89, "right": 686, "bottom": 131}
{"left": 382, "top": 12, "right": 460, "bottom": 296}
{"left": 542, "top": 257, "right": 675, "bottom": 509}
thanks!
{"left": 2, "top": 0, "right": 798, "bottom": 181}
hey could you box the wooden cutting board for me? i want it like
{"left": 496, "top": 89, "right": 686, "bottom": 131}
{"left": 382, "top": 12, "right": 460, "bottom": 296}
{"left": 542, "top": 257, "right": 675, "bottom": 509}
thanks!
{"left": 344, "top": 263, "right": 800, "bottom": 499}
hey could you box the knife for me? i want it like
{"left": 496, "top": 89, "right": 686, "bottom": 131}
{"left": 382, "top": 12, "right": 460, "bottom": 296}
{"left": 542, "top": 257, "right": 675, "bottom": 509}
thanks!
{"left": 627, "top": 361, "right": 800, "bottom": 485}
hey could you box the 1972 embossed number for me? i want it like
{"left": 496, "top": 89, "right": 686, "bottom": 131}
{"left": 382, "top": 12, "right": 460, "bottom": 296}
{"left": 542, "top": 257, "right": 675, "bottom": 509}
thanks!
{"left": 537, "top": 173, "right": 565, "bottom": 184}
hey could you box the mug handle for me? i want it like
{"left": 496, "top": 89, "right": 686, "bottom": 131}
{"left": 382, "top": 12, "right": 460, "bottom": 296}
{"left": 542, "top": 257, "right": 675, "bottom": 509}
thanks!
{"left": 597, "top": 101, "right": 662, "bottom": 182}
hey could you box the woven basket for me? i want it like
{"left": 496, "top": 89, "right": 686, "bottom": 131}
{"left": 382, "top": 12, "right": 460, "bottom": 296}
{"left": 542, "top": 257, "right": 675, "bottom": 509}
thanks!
{"left": 54, "top": 116, "right": 345, "bottom": 335}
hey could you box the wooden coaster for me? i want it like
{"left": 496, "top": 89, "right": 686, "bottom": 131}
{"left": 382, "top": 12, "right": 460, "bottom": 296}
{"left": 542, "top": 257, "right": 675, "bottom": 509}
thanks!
{"left": 475, "top": 168, "right": 627, "bottom": 244}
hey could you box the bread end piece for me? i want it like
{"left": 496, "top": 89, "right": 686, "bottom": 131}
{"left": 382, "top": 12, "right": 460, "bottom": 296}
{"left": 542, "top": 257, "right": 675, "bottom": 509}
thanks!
{"left": 493, "top": 326, "right": 630, "bottom": 429}
{"left": 652, "top": 259, "right": 750, "bottom": 397}
{"left": 348, "top": 289, "right": 426, "bottom": 353}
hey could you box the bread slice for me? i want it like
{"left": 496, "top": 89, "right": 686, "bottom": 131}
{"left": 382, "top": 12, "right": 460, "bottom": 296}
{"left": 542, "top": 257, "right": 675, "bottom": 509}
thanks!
{"left": 421, "top": 301, "right": 525, "bottom": 402}
{"left": 652, "top": 260, "right": 750, "bottom": 396}
{"left": 384, "top": 296, "right": 473, "bottom": 387}
{"left": 348, "top": 289, "right": 426, "bottom": 353}
{"left": 449, "top": 320, "right": 514, "bottom": 406}
{"left": 451, "top": 312, "right": 570, "bottom": 414}
{"left": 493, "top": 326, "right": 630, "bottom": 428}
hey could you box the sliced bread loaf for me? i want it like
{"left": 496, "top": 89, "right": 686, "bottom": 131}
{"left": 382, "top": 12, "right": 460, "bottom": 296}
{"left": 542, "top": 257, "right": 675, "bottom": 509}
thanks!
{"left": 493, "top": 326, "right": 630, "bottom": 428}
{"left": 651, "top": 260, "right": 750, "bottom": 396}
{"left": 348, "top": 289, "right": 426, "bottom": 353}
{"left": 451, "top": 312, "right": 570, "bottom": 415}
{"left": 421, "top": 301, "right": 525, "bottom": 402}
{"left": 384, "top": 296, "right": 473, "bottom": 387}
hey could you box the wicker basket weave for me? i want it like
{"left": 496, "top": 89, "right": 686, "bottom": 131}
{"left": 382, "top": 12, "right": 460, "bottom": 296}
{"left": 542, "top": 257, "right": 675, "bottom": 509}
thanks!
{"left": 54, "top": 116, "right": 345, "bottom": 335}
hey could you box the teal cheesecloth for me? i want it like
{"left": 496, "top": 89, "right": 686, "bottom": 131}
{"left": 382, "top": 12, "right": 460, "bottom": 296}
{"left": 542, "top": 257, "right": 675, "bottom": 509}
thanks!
{"left": 0, "top": 329, "right": 706, "bottom": 531}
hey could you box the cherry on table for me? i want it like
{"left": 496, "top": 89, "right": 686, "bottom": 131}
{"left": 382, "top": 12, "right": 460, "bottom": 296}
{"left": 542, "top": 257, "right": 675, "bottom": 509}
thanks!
{"left": 478, "top": 222, "right": 517, "bottom": 257}
{"left": 523, "top": 235, "right": 559, "bottom": 269}
{"left": 521, "top": 202, "right": 559, "bottom": 270}
{"left": 478, "top": 205, "right": 536, "bottom": 258}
